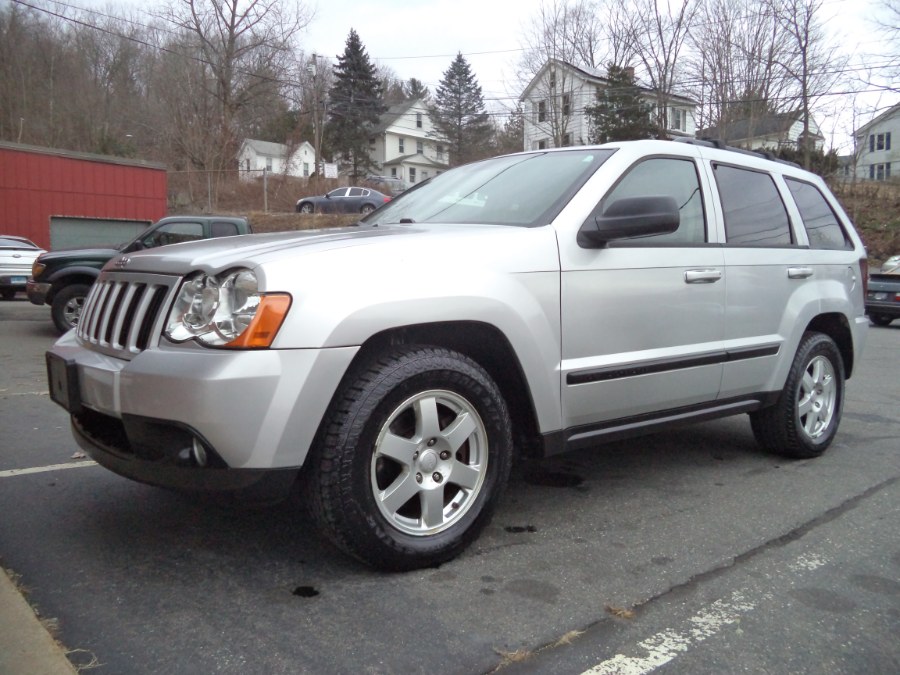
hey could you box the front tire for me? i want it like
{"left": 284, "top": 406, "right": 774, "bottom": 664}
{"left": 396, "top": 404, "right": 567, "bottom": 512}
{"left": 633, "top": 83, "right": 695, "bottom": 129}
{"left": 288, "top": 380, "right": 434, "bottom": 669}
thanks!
{"left": 51, "top": 283, "right": 90, "bottom": 334}
{"left": 750, "top": 332, "right": 845, "bottom": 458}
{"left": 298, "top": 202, "right": 314, "bottom": 214}
{"left": 303, "top": 345, "right": 513, "bottom": 571}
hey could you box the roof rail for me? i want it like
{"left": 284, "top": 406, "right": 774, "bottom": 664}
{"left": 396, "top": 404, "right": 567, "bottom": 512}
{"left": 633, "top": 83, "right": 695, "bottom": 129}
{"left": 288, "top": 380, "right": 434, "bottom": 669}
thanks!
{"left": 674, "top": 137, "right": 801, "bottom": 169}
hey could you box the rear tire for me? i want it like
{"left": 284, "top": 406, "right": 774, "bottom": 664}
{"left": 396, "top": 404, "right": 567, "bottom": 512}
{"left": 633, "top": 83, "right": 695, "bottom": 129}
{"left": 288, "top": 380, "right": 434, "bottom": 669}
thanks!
{"left": 302, "top": 345, "right": 513, "bottom": 571}
{"left": 0, "top": 289, "right": 14, "bottom": 301}
{"left": 750, "top": 332, "right": 845, "bottom": 458}
{"left": 869, "top": 314, "right": 894, "bottom": 327}
{"left": 360, "top": 204, "right": 376, "bottom": 214}
{"left": 51, "top": 283, "right": 90, "bottom": 334}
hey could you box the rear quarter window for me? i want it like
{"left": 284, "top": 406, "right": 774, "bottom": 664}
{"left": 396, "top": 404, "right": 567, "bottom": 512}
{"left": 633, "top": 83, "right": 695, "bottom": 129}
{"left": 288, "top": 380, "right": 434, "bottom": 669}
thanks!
{"left": 784, "top": 178, "right": 850, "bottom": 250}
{"left": 714, "top": 164, "right": 793, "bottom": 246}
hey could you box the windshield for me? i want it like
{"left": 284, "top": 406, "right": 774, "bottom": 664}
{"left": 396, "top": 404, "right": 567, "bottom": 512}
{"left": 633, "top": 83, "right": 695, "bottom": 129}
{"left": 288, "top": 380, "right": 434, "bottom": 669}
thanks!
{"left": 364, "top": 149, "right": 614, "bottom": 227}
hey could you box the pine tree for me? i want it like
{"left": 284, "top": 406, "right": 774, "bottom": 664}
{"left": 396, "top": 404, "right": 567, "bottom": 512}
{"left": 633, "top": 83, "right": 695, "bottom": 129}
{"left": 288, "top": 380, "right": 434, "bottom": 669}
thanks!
{"left": 404, "top": 78, "right": 430, "bottom": 100}
{"left": 585, "top": 65, "right": 656, "bottom": 144}
{"left": 429, "top": 53, "right": 493, "bottom": 166}
{"left": 327, "top": 29, "right": 385, "bottom": 179}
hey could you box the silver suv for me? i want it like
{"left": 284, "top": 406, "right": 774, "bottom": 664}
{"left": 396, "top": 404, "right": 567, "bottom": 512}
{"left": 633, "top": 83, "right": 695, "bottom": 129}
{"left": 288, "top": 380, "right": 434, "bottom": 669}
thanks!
{"left": 47, "top": 140, "right": 869, "bottom": 570}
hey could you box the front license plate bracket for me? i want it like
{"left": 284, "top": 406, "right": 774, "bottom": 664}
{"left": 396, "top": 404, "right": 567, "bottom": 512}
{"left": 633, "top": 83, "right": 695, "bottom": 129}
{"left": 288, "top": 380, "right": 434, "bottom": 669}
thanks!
{"left": 46, "top": 352, "right": 83, "bottom": 414}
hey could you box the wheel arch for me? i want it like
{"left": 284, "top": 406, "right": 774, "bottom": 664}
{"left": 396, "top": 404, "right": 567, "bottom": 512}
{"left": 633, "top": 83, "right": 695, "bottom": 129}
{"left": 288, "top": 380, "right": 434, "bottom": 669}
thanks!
{"left": 342, "top": 321, "right": 544, "bottom": 459}
{"left": 47, "top": 270, "right": 98, "bottom": 303}
{"left": 805, "top": 312, "right": 855, "bottom": 379}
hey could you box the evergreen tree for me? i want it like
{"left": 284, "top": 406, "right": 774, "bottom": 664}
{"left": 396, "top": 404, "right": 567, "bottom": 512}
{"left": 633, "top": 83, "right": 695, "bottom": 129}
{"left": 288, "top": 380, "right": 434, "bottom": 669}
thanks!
{"left": 494, "top": 104, "right": 525, "bottom": 155}
{"left": 585, "top": 65, "right": 656, "bottom": 144}
{"left": 429, "top": 53, "right": 493, "bottom": 166}
{"left": 327, "top": 29, "right": 385, "bottom": 179}
{"left": 404, "top": 78, "right": 430, "bottom": 100}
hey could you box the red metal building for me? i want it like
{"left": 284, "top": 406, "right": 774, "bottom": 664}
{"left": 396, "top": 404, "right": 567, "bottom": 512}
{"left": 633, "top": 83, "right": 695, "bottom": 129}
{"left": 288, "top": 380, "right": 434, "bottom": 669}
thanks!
{"left": 0, "top": 141, "right": 167, "bottom": 250}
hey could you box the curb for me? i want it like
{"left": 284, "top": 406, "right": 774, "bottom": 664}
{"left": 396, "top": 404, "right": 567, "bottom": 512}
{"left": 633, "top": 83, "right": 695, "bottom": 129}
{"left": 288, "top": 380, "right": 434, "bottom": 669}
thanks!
{"left": 0, "top": 567, "right": 77, "bottom": 674}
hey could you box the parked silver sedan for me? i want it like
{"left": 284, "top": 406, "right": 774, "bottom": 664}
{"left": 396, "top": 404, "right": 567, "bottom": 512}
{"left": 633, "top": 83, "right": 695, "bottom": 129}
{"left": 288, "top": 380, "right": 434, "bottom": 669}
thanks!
{"left": 0, "top": 235, "right": 45, "bottom": 300}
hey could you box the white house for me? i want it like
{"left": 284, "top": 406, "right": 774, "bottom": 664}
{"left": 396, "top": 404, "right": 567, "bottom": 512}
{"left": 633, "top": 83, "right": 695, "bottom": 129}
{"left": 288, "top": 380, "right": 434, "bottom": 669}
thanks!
{"left": 237, "top": 139, "right": 317, "bottom": 181}
{"left": 853, "top": 102, "right": 899, "bottom": 181}
{"left": 368, "top": 99, "right": 448, "bottom": 185}
{"left": 519, "top": 58, "right": 697, "bottom": 151}
{"left": 698, "top": 111, "right": 825, "bottom": 153}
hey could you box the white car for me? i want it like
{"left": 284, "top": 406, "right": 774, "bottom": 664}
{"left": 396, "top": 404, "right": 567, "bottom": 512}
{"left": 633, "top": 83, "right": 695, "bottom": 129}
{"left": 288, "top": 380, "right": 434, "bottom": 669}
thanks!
{"left": 881, "top": 254, "right": 900, "bottom": 274}
{"left": 0, "top": 235, "right": 45, "bottom": 300}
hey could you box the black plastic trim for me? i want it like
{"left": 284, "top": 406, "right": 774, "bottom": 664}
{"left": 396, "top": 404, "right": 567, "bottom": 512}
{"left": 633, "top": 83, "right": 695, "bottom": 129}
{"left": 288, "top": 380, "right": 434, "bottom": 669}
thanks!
{"left": 540, "top": 391, "right": 781, "bottom": 456}
{"left": 566, "top": 344, "right": 780, "bottom": 385}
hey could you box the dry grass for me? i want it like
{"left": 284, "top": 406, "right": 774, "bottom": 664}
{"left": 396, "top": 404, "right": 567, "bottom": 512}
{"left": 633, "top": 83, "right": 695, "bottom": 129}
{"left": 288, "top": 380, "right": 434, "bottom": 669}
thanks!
{"left": 605, "top": 604, "right": 637, "bottom": 620}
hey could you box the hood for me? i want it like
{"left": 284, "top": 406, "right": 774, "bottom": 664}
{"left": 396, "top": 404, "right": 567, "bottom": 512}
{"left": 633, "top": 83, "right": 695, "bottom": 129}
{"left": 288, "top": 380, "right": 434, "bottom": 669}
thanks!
{"left": 103, "top": 226, "right": 421, "bottom": 275}
{"left": 39, "top": 247, "right": 120, "bottom": 263}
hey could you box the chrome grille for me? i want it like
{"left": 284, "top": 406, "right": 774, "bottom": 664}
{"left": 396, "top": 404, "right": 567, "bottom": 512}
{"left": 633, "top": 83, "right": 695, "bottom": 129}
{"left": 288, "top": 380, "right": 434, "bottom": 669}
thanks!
{"left": 77, "top": 272, "right": 179, "bottom": 358}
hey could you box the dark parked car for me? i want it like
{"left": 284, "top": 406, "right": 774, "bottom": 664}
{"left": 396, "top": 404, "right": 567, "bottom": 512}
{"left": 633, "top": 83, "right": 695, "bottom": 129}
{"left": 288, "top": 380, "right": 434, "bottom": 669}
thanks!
{"left": 0, "top": 235, "right": 45, "bottom": 300}
{"left": 296, "top": 187, "right": 391, "bottom": 215}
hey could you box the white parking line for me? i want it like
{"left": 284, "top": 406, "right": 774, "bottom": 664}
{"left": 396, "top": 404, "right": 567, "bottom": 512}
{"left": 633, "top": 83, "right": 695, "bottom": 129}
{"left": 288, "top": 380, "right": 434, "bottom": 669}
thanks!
{"left": 0, "top": 461, "right": 97, "bottom": 478}
{"left": 583, "top": 590, "right": 767, "bottom": 675}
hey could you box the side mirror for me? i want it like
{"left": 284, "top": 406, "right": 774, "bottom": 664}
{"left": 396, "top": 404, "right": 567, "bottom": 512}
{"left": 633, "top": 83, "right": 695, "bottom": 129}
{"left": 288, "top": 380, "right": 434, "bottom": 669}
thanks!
{"left": 578, "top": 196, "right": 680, "bottom": 248}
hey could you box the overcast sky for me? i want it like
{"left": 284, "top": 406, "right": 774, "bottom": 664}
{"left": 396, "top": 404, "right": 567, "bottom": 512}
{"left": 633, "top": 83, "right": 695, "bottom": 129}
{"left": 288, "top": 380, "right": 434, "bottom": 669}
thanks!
{"left": 67, "top": 0, "right": 899, "bottom": 151}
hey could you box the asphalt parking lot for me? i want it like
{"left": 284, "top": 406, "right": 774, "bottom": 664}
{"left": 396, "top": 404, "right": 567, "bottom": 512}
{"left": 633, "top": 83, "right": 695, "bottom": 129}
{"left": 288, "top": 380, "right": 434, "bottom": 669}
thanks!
{"left": 1, "top": 298, "right": 898, "bottom": 674}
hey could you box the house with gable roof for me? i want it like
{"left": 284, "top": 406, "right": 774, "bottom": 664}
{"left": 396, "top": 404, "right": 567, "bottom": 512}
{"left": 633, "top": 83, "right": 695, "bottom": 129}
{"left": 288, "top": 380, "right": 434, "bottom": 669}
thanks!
{"left": 368, "top": 98, "right": 449, "bottom": 186}
{"left": 698, "top": 111, "right": 825, "bottom": 153}
{"left": 519, "top": 58, "right": 697, "bottom": 151}
{"left": 852, "top": 102, "right": 899, "bottom": 181}
{"left": 237, "top": 139, "right": 317, "bottom": 180}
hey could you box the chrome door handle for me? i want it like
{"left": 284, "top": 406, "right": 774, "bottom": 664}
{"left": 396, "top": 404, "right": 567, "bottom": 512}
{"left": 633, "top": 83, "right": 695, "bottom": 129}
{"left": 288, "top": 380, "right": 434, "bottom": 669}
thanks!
{"left": 788, "top": 267, "right": 814, "bottom": 279}
{"left": 684, "top": 269, "right": 722, "bottom": 284}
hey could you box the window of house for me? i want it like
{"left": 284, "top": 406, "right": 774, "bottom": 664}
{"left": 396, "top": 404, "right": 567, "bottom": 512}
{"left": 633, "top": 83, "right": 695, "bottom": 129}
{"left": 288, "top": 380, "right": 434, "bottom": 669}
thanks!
{"left": 714, "top": 164, "right": 792, "bottom": 245}
{"left": 562, "top": 94, "right": 570, "bottom": 116}
{"left": 303, "top": 162, "right": 309, "bottom": 177}
{"left": 422, "top": 171, "right": 429, "bottom": 180}
{"left": 537, "top": 139, "right": 547, "bottom": 150}
{"left": 265, "top": 157, "right": 273, "bottom": 171}
{"left": 671, "top": 108, "right": 686, "bottom": 132}
{"left": 398, "top": 137, "right": 405, "bottom": 153}
{"left": 417, "top": 141, "right": 424, "bottom": 154}
{"left": 870, "top": 132, "right": 892, "bottom": 152}
{"left": 870, "top": 163, "right": 892, "bottom": 180}
{"left": 416, "top": 112, "right": 423, "bottom": 128}
{"left": 563, "top": 133, "right": 573, "bottom": 147}
{"left": 437, "top": 145, "right": 444, "bottom": 160}
{"left": 409, "top": 167, "right": 417, "bottom": 183}
{"left": 538, "top": 100, "right": 547, "bottom": 123}
{"left": 785, "top": 178, "right": 850, "bottom": 250}
{"left": 549, "top": 70, "right": 556, "bottom": 89}
{"left": 598, "top": 157, "right": 706, "bottom": 245}
{"left": 391, "top": 167, "right": 397, "bottom": 177}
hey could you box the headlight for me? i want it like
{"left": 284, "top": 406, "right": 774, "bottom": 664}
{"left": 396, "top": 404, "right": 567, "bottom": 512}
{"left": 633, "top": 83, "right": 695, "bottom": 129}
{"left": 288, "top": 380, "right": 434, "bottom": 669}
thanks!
{"left": 164, "top": 269, "right": 291, "bottom": 348}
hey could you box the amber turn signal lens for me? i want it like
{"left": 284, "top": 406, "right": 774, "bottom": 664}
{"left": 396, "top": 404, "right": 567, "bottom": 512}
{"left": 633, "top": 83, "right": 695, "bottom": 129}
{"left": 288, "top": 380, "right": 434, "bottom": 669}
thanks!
{"left": 225, "top": 294, "right": 291, "bottom": 348}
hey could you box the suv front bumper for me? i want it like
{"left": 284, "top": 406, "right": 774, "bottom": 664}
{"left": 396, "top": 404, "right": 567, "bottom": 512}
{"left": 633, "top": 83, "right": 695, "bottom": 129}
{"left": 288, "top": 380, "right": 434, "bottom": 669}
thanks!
{"left": 47, "top": 331, "right": 358, "bottom": 488}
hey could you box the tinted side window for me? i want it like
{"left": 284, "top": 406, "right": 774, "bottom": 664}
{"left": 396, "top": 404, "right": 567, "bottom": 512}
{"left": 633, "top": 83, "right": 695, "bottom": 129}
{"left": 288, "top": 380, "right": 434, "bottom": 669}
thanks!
{"left": 603, "top": 157, "right": 706, "bottom": 244}
{"left": 714, "top": 164, "right": 792, "bottom": 245}
{"left": 348, "top": 187, "right": 364, "bottom": 197}
{"left": 210, "top": 221, "right": 239, "bottom": 237}
{"left": 145, "top": 222, "right": 204, "bottom": 247}
{"left": 785, "top": 179, "right": 850, "bottom": 249}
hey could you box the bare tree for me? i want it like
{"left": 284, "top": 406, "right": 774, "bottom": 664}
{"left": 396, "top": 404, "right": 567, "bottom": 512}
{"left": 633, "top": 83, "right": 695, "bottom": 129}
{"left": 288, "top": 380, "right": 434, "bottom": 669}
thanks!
{"left": 687, "top": 0, "right": 795, "bottom": 136}
{"left": 155, "top": 0, "right": 311, "bottom": 204}
{"left": 767, "top": 0, "right": 846, "bottom": 168}
{"left": 622, "top": 0, "right": 699, "bottom": 138}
